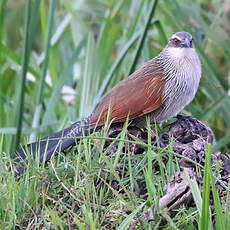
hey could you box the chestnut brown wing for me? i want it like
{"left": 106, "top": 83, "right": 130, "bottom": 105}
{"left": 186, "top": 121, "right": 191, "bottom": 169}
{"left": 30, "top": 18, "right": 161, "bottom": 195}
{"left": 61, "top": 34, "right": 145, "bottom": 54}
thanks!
{"left": 90, "top": 62, "right": 166, "bottom": 126}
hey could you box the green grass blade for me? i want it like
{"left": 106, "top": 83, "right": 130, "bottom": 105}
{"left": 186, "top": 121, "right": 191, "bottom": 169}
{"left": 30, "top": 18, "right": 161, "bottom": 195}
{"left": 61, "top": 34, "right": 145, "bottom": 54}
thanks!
{"left": 0, "top": 0, "right": 7, "bottom": 59}
{"left": 185, "top": 170, "right": 202, "bottom": 215}
{"left": 28, "top": 0, "right": 41, "bottom": 56}
{"left": 154, "top": 20, "right": 167, "bottom": 45}
{"left": 42, "top": 37, "right": 86, "bottom": 126}
{"left": 72, "top": 216, "right": 85, "bottom": 230}
{"left": 126, "top": 0, "right": 144, "bottom": 39}
{"left": 225, "top": 179, "right": 230, "bottom": 228}
{"left": 81, "top": 205, "right": 97, "bottom": 230}
{"left": 38, "top": 0, "right": 56, "bottom": 105}
{"left": 146, "top": 117, "right": 153, "bottom": 177}
{"left": 128, "top": 0, "right": 159, "bottom": 75}
{"left": 11, "top": 0, "right": 33, "bottom": 152}
{"left": 117, "top": 202, "right": 145, "bottom": 230}
{"left": 47, "top": 207, "right": 64, "bottom": 230}
{"left": 0, "top": 43, "right": 40, "bottom": 78}
{"left": 161, "top": 211, "right": 179, "bottom": 230}
{"left": 113, "top": 119, "right": 129, "bottom": 169}
{"left": 200, "top": 143, "right": 212, "bottom": 230}
{"left": 40, "top": 0, "right": 48, "bottom": 40}
{"left": 95, "top": 31, "right": 140, "bottom": 106}
{"left": 0, "top": 134, "right": 4, "bottom": 153}
{"left": 30, "top": 0, "right": 56, "bottom": 141}
{"left": 210, "top": 174, "right": 225, "bottom": 230}
{"left": 79, "top": 33, "right": 96, "bottom": 118}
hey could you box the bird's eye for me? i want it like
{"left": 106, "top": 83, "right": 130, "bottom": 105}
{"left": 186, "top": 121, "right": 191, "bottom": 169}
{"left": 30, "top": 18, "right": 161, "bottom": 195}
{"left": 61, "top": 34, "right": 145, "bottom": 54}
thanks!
{"left": 174, "top": 38, "right": 180, "bottom": 44}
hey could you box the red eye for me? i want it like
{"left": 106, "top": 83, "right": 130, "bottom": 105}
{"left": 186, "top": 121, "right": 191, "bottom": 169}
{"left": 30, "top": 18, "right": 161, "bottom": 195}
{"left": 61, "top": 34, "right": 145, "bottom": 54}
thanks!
{"left": 174, "top": 38, "right": 180, "bottom": 44}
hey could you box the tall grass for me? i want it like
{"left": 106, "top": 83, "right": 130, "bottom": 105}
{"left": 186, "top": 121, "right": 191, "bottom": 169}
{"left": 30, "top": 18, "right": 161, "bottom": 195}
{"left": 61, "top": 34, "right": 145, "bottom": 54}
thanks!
{"left": 1, "top": 0, "right": 230, "bottom": 152}
{"left": 0, "top": 0, "right": 230, "bottom": 228}
{"left": 1, "top": 0, "right": 230, "bottom": 151}
{"left": 187, "top": 144, "right": 230, "bottom": 230}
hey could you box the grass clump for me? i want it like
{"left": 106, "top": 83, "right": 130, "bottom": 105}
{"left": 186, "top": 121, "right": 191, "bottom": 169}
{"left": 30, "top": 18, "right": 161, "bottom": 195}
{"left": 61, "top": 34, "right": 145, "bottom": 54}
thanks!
{"left": 1, "top": 0, "right": 230, "bottom": 228}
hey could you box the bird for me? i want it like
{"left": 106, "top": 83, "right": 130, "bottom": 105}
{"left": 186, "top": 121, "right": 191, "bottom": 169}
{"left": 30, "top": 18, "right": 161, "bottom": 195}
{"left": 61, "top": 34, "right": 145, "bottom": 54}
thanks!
{"left": 12, "top": 31, "right": 201, "bottom": 176}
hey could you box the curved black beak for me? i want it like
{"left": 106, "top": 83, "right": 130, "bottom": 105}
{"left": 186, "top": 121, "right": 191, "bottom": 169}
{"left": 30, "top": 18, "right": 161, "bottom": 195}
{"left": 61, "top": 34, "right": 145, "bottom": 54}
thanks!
{"left": 181, "top": 38, "right": 191, "bottom": 48}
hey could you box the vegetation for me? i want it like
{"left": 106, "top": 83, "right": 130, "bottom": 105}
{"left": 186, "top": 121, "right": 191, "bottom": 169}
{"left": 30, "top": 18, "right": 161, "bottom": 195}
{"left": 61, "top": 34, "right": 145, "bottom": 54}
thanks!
{"left": 0, "top": 0, "right": 229, "bottom": 229}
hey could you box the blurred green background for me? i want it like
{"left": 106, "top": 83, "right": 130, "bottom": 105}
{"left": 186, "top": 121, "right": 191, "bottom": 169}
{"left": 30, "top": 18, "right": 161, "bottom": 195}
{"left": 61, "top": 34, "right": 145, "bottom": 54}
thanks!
{"left": 1, "top": 0, "right": 230, "bottom": 153}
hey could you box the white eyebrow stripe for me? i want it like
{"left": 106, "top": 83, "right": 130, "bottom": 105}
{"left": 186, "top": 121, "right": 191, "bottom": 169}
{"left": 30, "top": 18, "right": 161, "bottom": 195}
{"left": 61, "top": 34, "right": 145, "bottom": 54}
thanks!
{"left": 171, "top": 35, "right": 181, "bottom": 40}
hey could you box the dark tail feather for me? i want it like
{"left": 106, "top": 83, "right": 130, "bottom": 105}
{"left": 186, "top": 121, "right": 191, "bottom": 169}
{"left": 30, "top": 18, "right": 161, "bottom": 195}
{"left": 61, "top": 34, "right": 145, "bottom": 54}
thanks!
{"left": 12, "top": 119, "right": 91, "bottom": 176}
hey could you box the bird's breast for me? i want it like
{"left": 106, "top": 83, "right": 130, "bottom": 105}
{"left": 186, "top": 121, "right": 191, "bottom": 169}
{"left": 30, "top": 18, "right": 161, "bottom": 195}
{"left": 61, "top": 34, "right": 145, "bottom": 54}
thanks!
{"left": 153, "top": 55, "right": 201, "bottom": 121}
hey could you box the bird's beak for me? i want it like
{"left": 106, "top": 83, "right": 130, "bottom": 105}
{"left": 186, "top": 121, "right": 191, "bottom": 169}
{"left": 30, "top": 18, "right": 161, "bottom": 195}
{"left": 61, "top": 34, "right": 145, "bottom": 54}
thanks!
{"left": 182, "top": 38, "right": 191, "bottom": 48}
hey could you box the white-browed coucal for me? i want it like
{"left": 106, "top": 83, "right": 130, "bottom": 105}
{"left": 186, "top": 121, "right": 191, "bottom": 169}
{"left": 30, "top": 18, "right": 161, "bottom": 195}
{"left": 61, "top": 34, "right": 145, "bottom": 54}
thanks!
{"left": 13, "top": 31, "right": 201, "bottom": 176}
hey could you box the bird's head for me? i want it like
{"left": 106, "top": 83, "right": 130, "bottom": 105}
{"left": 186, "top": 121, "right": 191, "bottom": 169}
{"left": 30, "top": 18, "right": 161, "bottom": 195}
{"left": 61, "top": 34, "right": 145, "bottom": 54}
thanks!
{"left": 167, "top": 31, "right": 193, "bottom": 48}
{"left": 162, "top": 32, "right": 198, "bottom": 62}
